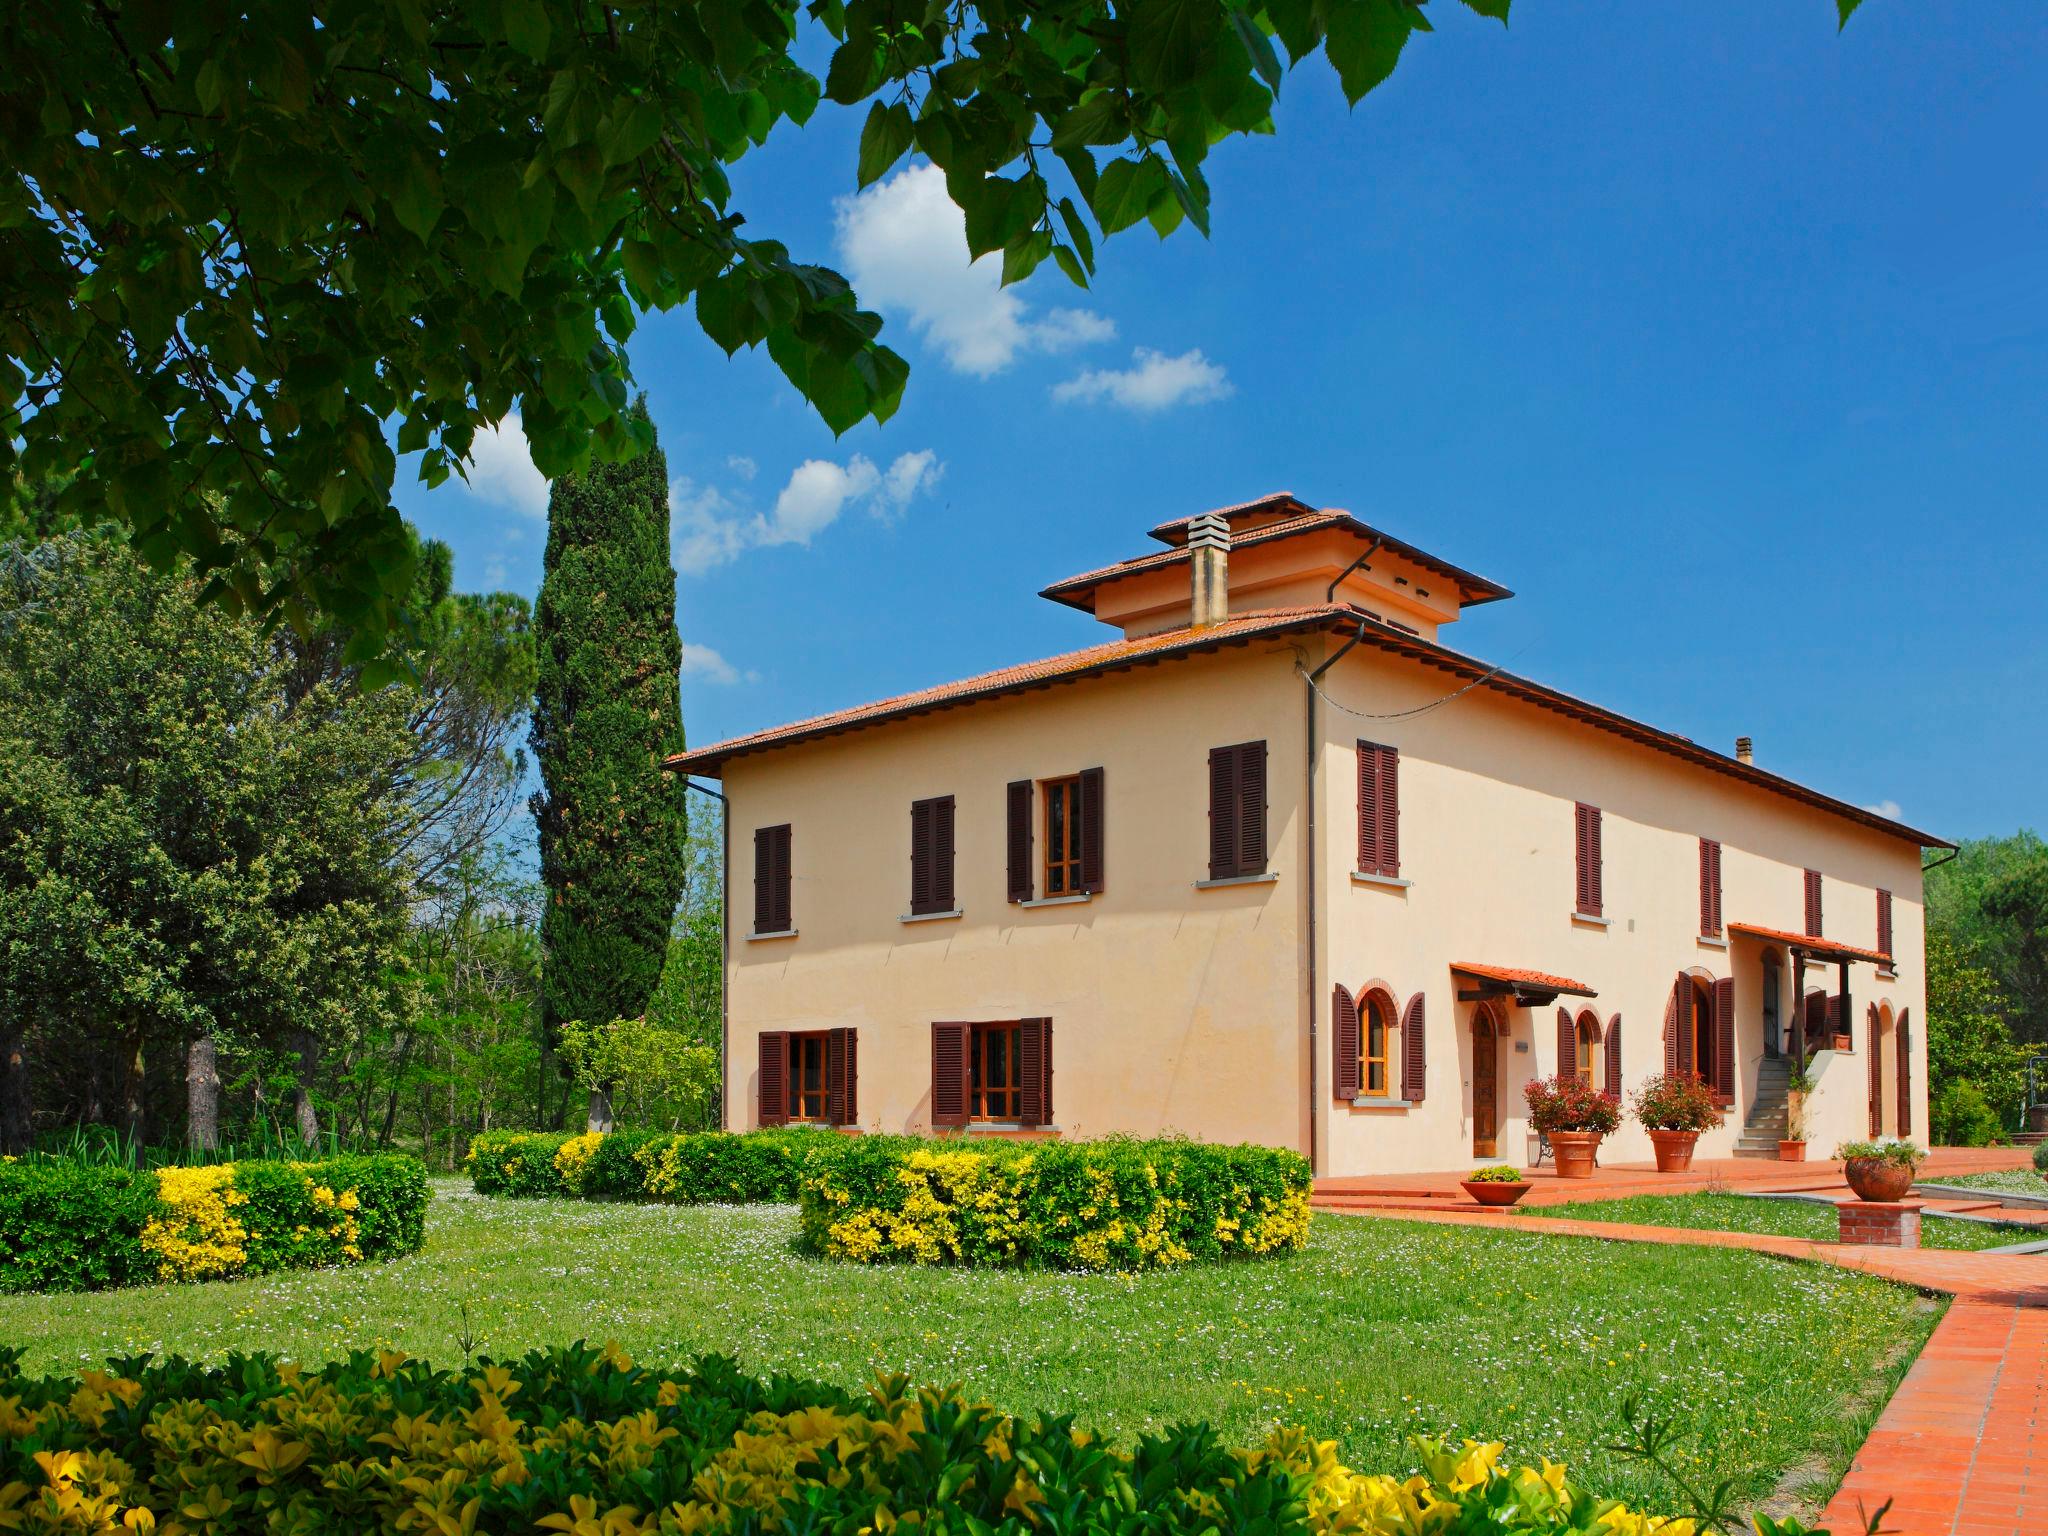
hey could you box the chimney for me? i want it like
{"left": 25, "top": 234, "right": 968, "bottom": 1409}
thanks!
{"left": 1735, "top": 736, "right": 1754, "bottom": 766}
{"left": 1187, "top": 511, "right": 1230, "bottom": 628}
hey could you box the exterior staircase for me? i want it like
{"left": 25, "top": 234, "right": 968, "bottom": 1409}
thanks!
{"left": 1734, "top": 1055, "right": 1792, "bottom": 1158}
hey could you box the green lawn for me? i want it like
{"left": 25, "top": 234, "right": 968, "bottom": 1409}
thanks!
{"left": 0, "top": 1182, "right": 1941, "bottom": 1519}
{"left": 1530, "top": 1192, "right": 2040, "bottom": 1250}
{"left": 1919, "top": 1168, "right": 2048, "bottom": 1199}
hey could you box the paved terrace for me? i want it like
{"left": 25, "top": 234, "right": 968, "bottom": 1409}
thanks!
{"left": 1314, "top": 1148, "right": 2044, "bottom": 1535}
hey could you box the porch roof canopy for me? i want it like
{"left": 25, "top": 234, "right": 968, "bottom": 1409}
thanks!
{"left": 1452, "top": 962, "right": 1597, "bottom": 1007}
{"left": 1726, "top": 922, "right": 1892, "bottom": 968}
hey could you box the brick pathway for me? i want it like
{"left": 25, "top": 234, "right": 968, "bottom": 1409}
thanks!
{"left": 1316, "top": 1202, "right": 2048, "bottom": 1535}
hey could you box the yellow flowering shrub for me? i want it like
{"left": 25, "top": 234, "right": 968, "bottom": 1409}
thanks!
{"left": 0, "top": 1344, "right": 1731, "bottom": 1536}
{"left": 554, "top": 1133, "right": 606, "bottom": 1194}
{"left": 801, "top": 1136, "right": 1311, "bottom": 1272}
{"left": 138, "top": 1166, "right": 247, "bottom": 1282}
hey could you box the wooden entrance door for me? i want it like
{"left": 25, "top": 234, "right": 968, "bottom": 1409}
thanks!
{"left": 1472, "top": 1016, "right": 1498, "bottom": 1157}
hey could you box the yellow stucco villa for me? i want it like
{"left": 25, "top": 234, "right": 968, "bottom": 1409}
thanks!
{"left": 666, "top": 493, "right": 1946, "bottom": 1175}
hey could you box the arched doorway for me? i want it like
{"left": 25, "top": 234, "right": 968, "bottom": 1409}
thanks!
{"left": 1472, "top": 1003, "right": 1506, "bottom": 1157}
{"left": 1574, "top": 1010, "right": 1603, "bottom": 1085}
{"left": 1868, "top": 1003, "right": 1893, "bottom": 1135}
{"left": 1681, "top": 974, "right": 1717, "bottom": 1086}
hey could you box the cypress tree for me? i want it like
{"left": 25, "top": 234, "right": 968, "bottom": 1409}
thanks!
{"left": 530, "top": 400, "right": 689, "bottom": 1129}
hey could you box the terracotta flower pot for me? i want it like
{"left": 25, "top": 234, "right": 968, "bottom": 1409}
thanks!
{"left": 1461, "top": 1179, "right": 1531, "bottom": 1208}
{"left": 1778, "top": 1140, "right": 1807, "bottom": 1162}
{"left": 1549, "top": 1130, "right": 1602, "bottom": 1179}
{"left": 1844, "top": 1157, "right": 1915, "bottom": 1202}
{"left": 1648, "top": 1129, "right": 1700, "bottom": 1173}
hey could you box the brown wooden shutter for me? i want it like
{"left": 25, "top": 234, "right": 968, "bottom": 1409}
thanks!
{"left": 1238, "top": 740, "right": 1267, "bottom": 876}
{"left": 930, "top": 1022, "right": 971, "bottom": 1128}
{"left": 1079, "top": 767, "right": 1105, "bottom": 893}
{"left": 1896, "top": 1008, "right": 1911, "bottom": 1137}
{"left": 1867, "top": 1006, "right": 1882, "bottom": 1135}
{"left": 1699, "top": 838, "right": 1722, "bottom": 936}
{"left": 1006, "top": 781, "right": 1033, "bottom": 902}
{"left": 933, "top": 795, "right": 955, "bottom": 912}
{"left": 754, "top": 824, "right": 792, "bottom": 933}
{"left": 1378, "top": 746, "right": 1399, "bottom": 877}
{"left": 1877, "top": 888, "right": 1894, "bottom": 959}
{"left": 1574, "top": 803, "right": 1602, "bottom": 916}
{"left": 1663, "top": 978, "right": 1681, "bottom": 1077}
{"left": 1804, "top": 869, "right": 1823, "bottom": 935}
{"left": 826, "top": 1027, "right": 858, "bottom": 1126}
{"left": 1556, "top": 1006, "right": 1575, "bottom": 1079}
{"left": 1677, "top": 980, "right": 1696, "bottom": 1078}
{"left": 1401, "top": 993, "right": 1426, "bottom": 1102}
{"left": 1604, "top": 1013, "right": 1623, "bottom": 1097}
{"left": 910, "top": 800, "right": 934, "bottom": 914}
{"left": 1019, "top": 1017, "right": 1053, "bottom": 1127}
{"left": 1331, "top": 984, "right": 1360, "bottom": 1099}
{"left": 1712, "top": 977, "right": 1735, "bottom": 1101}
{"left": 757, "top": 1031, "right": 789, "bottom": 1127}
{"left": 1574, "top": 806, "right": 1590, "bottom": 914}
{"left": 1208, "top": 745, "right": 1240, "bottom": 880}
{"left": 1804, "top": 989, "right": 1827, "bottom": 1045}
{"left": 1355, "top": 744, "right": 1378, "bottom": 875}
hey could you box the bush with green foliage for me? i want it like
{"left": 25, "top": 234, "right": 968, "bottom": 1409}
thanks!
{"left": 0, "top": 1153, "right": 427, "bottom": 1293}
{"left": 2035, "top": 1141, "right": 2048, "bottom": 1174}
{"left": 1930, "top": 1080, "right": 2002, "bottom": 1148}
{"left": 0, "top": 1341, "right": 1745, "bottom": 1536}
{"left": 800, "top": 1137, "right": 1311, "bottom": 1271}
{"left": 466, "top": 1126, "right": 889, "bottom": 1202}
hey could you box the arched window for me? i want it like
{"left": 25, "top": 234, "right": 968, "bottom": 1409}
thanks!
{"left": 1362, "top": 993, "right": 1393, "bottom": 1096}
{"left": 1575, "top": 1011, "right": 1602, "bottom": 1084}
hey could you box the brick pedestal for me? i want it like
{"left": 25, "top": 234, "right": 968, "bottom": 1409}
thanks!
{"left": 1838, "top": 1199, "right": 1921, "bottom": 1248}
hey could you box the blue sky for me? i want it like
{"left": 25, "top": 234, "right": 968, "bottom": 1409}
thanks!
{"left": 400, "top": 0, "right": 2048, "bottom": 845}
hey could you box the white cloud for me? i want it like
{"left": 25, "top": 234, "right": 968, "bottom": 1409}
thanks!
{"left": 1862, "top": 798, "right": 1905, "bottom": 821}
{"left": 835, "top": 164, "right": 1114, "bottom": 376}
{"left": 1053, "top": 347, "right": 1234, "bottom": 413}
{"left": 679, "top": 643, "right": 752, "bottom": 686}
{"left": 461, "top": 412, "right": 551, "bottom": 518}
{"left": 726, "top": 455, "right": 758, "bottom": 482}
{"left": 671, "top": 450, "right": 943, "bottom": 575}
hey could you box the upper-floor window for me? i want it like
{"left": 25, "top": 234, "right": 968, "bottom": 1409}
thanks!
{"left": 1698, "top": 837, "right": 1723, "bottom": 937}
{"left": 753, "top": 823, "right": 792, "bottom": 934}
{"left": 1804, "top": 868, "right": 1823, "bottom": 935}
{"left": 1007, "top": 770, "right": 1103, "bottom": 901}
{"left": 1208, "top": 740, "right": 1268, "bottom": 880}
{"left": 1043, "top": 776, "right": 1084, "bottom": 896}
{"left": 1356, "top": 741, "right": 1400, "bottom": 878}
{"left": 909, "top": 795, "right": 956, "bottom": 915}
{"left": 1877, "top": 888, "right": 1894, "bottom": 959}
{"left": 1573, "top": 803, "right": 1604, "bottom": 918}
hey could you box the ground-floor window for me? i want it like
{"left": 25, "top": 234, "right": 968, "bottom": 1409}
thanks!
{"left": 970, "top": 1021, "right": 1022, "bottom": 1121}
{"left": 789, "top": 1031, "right": 828, "bottom": 1121}
{"left": 1576, "top": 1012, "right": 1601, "bottom": 1083}
{"left": 1362, "top": 995, "right": 1391, "bottom": 1095}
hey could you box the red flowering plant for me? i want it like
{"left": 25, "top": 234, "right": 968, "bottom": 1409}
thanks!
{"left": 1523, "top": 1074, "right": 1622, "bottom": 1135}
{"left": 1630, "top": 1072, "right": 1726, "bottom": 1133}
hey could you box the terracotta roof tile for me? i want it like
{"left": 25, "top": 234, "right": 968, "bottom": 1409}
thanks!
{"left": 1041, "top": 512, "right": 1352, "bottom": 604}
{"left": 664, "top": 606, "right": 1343, "bottom": 773}
{"left": 1727, "top": 923, "right": 1894, "bottom": 966}
{"left": 1453, "top": 963, "right": 1597, "bottom": 996}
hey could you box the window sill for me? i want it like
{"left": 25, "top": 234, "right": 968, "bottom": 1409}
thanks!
{"left": 1350, "top": 870, "right": 1412, "bottom": 890}
{"left": 1877, "top": 967, "right": 1898, "bottom": 981}
{"left": 1697, "top": 934, "right": 1729, "bottom": 951}
{"left": 1570, "top": 912, "right": 1611, "bottom": 929}
{"left": 1194, "top": 871, "right": 1279, "bottom": 890}
{"left": 1019, "top": 893, "right": 1092, "bottom": 909}
{"left": 900, "top": 908, "right": 963, "bottom": 924}
{"left": 1348, "top": 1095, "right": 1411, "bottom": 1111}
{"left": 747, "top": 928, "right": 799, "bottom": 942}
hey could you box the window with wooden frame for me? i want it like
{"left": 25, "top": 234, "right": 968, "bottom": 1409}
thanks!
{"left": 753, "top": 823, "right": 792, "bottom": 934}
{"left": 1576, "top": 1013, "right": 1601, "bottom": 1084}
{"left": 787, "top": 1032, "right": 828, "bottom": 1121}
{"left": 1042, "top": 775, "right": 1083, "bottom": 897}
{"left": 1207, "top": 740, "right": 1268, "bottom": 880}
{"left": 1804, "top": 868, "right": 1823, "bottom": 935}
{"left": 1356, "top": 741, "right": 1399, "bottom": 878}
{"left": 1876, "top": 888, "right": 1894, "bottom": 962}
{"left": 969, "top": 1021, "right": 1022, "bottom": 1121}
{"left": 909, "top": 795, "right": 956, "bottom": 915}
{"left": 1698, "top": 837, "right": 1723, "bottom": 937}
{"left": 1361, "top": 993, "right": 1391, "bottom": 1096}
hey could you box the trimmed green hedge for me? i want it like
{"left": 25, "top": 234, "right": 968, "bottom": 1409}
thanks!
{"left": 0, "top": 1153, "right": 428, "bottom": 1293}
{"left": 0, "top": 1343, "right": 1706, "bottom": 1536}
{"left": 801, "top": 1137, "right": 1312, "bottom": 1270}
{"left": 469, "top": 1128, "right": 1311, "bottom": 1272}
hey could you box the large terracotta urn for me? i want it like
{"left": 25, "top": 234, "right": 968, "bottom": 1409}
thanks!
{"left": 1550, "top": 1130, "right": 1602, "bottom": 1179}
{"left": 1648, "top": 1129, "right": 1699, "bottom": 1173}
{"left": 1844, "top": 1157, "right": 1915, "bottom": 1202}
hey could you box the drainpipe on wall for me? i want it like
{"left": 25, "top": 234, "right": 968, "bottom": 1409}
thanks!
{"left": 682, "top": 777, "right": 731, "bottom": 1131}
{"left": 1302, "top": 619, "right": 1369, "bottom": 1176}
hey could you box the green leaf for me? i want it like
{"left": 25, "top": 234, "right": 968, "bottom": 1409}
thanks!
{"left": 387, "top": 156, "right": 444, "bottom": 240}
{"left": 1322, "top": 0, "right": 1421, "bottom": 105}
{"left": 1229, "top": 10, "right": 1285, "bottom": 92}
{"left": 1458, "top": 0, "right": 1510, "bottom": 19}
{"left": 1051, "top": 243, "right": 1089, "bottom": 288}
{"left": 824, "top": 37, "right": 883, "bottom": 103}
{"left": 1126, "top": 0, "right": 1223, "bottom": 93}
{"left": 501, "top": 0, "right": 552, "bottom": 59}
{"left": 857, "top": 101, "right": 914, "bottom": 188}
{"left": 1836, "top": 0, "right": 1863, "bottom": 25}
{"left": 1050, "top": 93, "right": 1121, "bottom": 152}
{"left": 1091, "top": 157, "right": 1166, "bottom": 235}
{"left": 600, "top": 101, "right": 665, "bottom": 167}
{"left": 1055, "top": 197, "right": 1095, "bottom": 272}
{"left": 1001, "top": 231, "right": 1052, "bottom": 286}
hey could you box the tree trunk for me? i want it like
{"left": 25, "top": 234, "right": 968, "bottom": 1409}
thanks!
{"left": 186, "top": 1034, "right": 221, "bottom": 1152}
{"left": 290, "top": 1028, "right": 321, "bottom": 1147}
{"left": 120, "top": 1027, "right": 146, "bottom": 1148}
{"left": 587, "top": 1086, "right": 615, "bottom": 1134}
{"left": 1, "top": 1021, "right": 30, "bottom": 1155}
